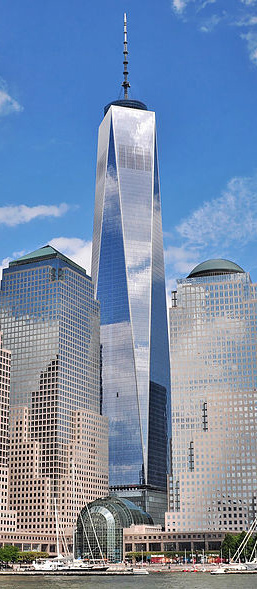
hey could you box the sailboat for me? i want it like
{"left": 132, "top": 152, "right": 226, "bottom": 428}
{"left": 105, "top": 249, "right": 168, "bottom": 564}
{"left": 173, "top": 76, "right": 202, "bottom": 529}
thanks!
{"left": 33, "top": 465, "right": 109, "bottom": 573}
{"left": 33, "top": 498, "right": 94, "bottom": 572}
{"left": 211, "top": 516, "right": 257, "bottom": 574}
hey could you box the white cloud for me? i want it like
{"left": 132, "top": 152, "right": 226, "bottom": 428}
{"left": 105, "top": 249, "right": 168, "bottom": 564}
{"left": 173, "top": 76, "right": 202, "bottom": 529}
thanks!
{"left": 176, "top": 175, "right": 257, "bottom": 246}
{"left": 164, "top": 244, "right": 202, "bottom": 303}
{"left": 171, "top": 0, "right": 217, "bottom": 14}
{"left": 241, "top": 0, "right": 257, "bottom": 5}
{"left": 165, "top": 244, "right": 201, "bottom": 273}
{"left": 200, "top": 13, "right": 222, "bottom": 33}
{"left": 0, "top": 256, "right": 12, "bottom": 282}
{"left": 241, "top": 31, "right": 257, "bottom": 64}
{"left": 0, "top": 79, "right": 23, "bottom": 117}
{"left": 164, "top": 171, "right": 257, "bottom": 299}
{"left": 171, "top": 0, "right": 257, "bottom": 65}
{"left": 0, "top": 203, "right": 69, "bottom": 227}
{"left": 172, "top": 0, "right": 188, "bottom": 14}
{"left": 48, "top": 237, "right": 92, "bottom": 274}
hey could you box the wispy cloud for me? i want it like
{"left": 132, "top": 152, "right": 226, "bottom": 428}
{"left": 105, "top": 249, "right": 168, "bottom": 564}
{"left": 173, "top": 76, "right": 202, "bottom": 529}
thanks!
{"left": 0, "top": 256, "right": 12, "bottom": 282}
{"left": 172, "top": 0, "right": 188, "bottom": 13}
{"left": 164, "top": 172, "right": 257, "bottom": 297}
{"left": 49, "top": 237, "right": 92, "bottom": 274}
{"left": 171, "top": 0, "right": 257, "bottom": 65}
{"left": 0, "top": 78, "right": 23, "bottom": 117}
{"left": 240, "top": 0, "right": 257, "bottom": 6}
{"left": 200, "top": 13, "right": 222, "bottom": 33}
{"left": 176, "top": 174, "right": 257, "bottom": 246}
{"left": 0, "top": 203, "right": 69, "bottom": 227}
{"left": 241, "top": 31, "right": 257, "bottom": 65}
{"left": 165, "top": 244, "right": 201, "bottom": 273}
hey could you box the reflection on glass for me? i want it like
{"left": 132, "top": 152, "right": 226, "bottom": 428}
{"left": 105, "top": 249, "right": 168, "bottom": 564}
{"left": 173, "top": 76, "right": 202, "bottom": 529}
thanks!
{"left": 167, "top": 267, "right": 257, "bottom": 532}
{"left": 92, "top": 105, "right": 170, "bottom": 489}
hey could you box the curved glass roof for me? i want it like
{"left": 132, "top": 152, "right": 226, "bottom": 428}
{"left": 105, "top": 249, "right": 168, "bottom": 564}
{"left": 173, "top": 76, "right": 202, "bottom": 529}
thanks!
{"left": 188, "top": 259, "right": 245, "bottom": 278}
{"left": 77, "top": 494, "right": 153, "bottom": 529}
{"left": 76, "top": 495, "right": 153, "bottom": 562}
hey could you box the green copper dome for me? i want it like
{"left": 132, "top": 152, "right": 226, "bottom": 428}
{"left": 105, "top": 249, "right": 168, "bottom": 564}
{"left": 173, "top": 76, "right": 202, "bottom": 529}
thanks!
{"left": 188, "top": 259, "right": 245, "bottom": 278}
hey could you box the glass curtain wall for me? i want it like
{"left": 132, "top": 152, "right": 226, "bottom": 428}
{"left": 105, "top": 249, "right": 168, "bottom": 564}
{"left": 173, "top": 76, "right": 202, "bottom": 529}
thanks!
{"left": 92, "top": 104, "right": 170, "bottom": 490}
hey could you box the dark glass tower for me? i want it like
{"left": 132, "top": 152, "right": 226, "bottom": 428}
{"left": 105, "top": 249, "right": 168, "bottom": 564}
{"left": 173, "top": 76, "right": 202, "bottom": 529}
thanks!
{"left": 91, "top": 15, "right": 170, "bottom": 522}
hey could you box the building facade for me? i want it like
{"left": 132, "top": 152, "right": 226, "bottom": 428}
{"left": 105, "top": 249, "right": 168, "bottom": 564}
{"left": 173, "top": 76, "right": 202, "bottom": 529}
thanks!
{"left": 167, "top": 259, "right": 257, "bottom": 532}
{"left": 0, "top": 246, "right": 108, "bottom": 550}
{"left": 123, "top": 524, "right": 225, "bottom": 556}
{"left": 0, "top": 332, "right": 16, "bottom": 535}
{"left": 91, "top": 98, "right": 170, "bottom": 521}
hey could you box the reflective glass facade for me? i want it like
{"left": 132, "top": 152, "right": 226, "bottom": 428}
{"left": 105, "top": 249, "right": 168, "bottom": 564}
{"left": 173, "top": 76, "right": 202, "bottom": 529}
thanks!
{"left": 1, "top": 247, "right": 100, "bottom": 416}
{"left": 92, "top": 104, "right": 170, "bottom": 491}
{"left": 166, "top": 264, "right": 257, "bottom": 532}
{"left": 0, "top": 246, "right": 109, "bottom": 541}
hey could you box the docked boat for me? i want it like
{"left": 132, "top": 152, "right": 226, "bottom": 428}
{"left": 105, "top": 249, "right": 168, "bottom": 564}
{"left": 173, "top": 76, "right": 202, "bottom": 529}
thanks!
{"left": 245, "top": 558, "right": 257, "bottom": 571}
{"left": 133, "top": 568, "right": 149, "bottom": 575}
{"left": 211, "top": 515, "right": 257, "bottom": 574}
{"left": 211, "top": 563, "right": 247, "bottom": 575}
{"left": 33, "top": 556, "right": 94, "bottom": 572}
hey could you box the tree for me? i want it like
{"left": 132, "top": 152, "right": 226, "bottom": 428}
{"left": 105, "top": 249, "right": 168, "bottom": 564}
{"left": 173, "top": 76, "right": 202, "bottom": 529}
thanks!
{"left": 221, "top": 534, "right": 237, "bottom": 560}
{"left": 18, "top": 551, "right": 49, "bottom": 563}
{"left": 222, "top": 532, "right": 257, "bottom": 561}
{"left": 0, "top": 545, "right": 19, "bottom": 565}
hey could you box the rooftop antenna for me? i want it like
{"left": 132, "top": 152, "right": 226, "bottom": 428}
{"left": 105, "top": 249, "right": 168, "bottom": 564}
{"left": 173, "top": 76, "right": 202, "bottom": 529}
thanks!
{"left": 122, "top": 13, "right": 130, "bottom": 99}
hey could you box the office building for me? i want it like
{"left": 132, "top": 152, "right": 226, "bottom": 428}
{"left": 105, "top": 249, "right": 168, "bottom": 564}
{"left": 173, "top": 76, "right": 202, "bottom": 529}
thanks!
{"left": 166, "top": 259, "right": 257, "bottom": 532}
{"left": 123, "top": 525, "right": 225, "bottom": 556}
{"left": 91, "top": 15, "right": 170, "bottom": 522}
{"left": 0, "top": 332, "right": 16, "bottom": 534}
{"left": 0, "top": 246, "right": 108, "bottom": 551}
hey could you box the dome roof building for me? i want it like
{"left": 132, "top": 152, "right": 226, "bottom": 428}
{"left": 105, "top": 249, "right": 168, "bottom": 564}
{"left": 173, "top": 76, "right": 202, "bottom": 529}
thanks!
{"left": 167, "top": 259, "right": 257, "bottom": 534}
{"left": 188, "top": 258, "right": 245, "bottom": 278}
{"left": 75, "top": 495, "right": 153, "bottom": 562}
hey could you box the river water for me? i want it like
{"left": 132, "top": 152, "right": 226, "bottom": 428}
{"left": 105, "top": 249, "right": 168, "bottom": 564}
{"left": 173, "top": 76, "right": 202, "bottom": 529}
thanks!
{"left": 0, "top": 574, "right": 256, "bottom": 589}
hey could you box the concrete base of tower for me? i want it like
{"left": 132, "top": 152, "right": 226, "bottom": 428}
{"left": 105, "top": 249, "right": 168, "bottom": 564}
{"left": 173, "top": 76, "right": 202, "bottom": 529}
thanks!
{"left": 110, "top": 485, "right": 167, "bottom": 527}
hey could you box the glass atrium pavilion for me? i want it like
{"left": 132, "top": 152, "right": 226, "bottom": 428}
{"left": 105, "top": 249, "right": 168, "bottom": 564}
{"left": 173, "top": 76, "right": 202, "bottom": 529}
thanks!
{"left": 76, "top": 495, "right": 153, "bottom": 562}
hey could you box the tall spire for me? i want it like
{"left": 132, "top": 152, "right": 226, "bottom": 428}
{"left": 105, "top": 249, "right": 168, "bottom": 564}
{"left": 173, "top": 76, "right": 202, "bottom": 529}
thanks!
{"left": 122, "top": 13, "right": 130, "bottom": 99}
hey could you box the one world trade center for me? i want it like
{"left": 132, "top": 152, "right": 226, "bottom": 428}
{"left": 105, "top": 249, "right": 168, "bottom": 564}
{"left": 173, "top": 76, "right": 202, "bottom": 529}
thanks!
{"left": 91, "top": 15, "right": 170, "bottom": 522}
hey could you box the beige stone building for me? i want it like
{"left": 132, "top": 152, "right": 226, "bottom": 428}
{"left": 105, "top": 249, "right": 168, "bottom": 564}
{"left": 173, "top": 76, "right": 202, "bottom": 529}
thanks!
{"left": 0, "top": 247, "right": 109, "bottom": 552}
{"left": 167, "top": 260, "right": 257, "bottom": 532}
{"left": 123, "top": 524, "right": 225, "bottom": 555}
{"left": 0, "top": 332, "right": 16, "bottom": 535}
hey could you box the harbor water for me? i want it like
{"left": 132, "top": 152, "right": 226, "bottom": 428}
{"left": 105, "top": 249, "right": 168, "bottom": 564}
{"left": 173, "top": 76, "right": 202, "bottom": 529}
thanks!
{"left": 0, "top": 574, "right": 256, "bottom": 589}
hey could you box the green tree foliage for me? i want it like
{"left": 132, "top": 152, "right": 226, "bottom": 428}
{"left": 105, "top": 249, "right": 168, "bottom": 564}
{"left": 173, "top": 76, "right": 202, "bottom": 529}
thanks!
{"left": 0, "top": 545, "right": 19, "bottom": 564}
{"left": 221, "top": 532, "right": 256, "bottom": 561}
{"left": 18, "top": 551, "right": 49, "bottom": 563}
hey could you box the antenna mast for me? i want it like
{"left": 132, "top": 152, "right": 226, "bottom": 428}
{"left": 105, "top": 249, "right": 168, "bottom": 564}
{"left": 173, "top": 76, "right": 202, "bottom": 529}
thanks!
{"left": 122, "top": 13, "right": 130, "bottom": 99}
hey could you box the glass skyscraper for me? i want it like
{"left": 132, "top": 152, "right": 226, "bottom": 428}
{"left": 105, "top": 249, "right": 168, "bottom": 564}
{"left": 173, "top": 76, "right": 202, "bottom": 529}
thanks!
{"left": 166, "top": 259, "right": 257, "bottom": 532}
{"left": 91, "top": 92, "right": 170, "bottom": 518}
{"left": 0, "top": 246, "right": 108, "bottom": 550}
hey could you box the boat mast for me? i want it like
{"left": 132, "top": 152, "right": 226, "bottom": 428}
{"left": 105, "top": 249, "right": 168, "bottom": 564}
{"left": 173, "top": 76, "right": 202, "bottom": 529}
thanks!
{"left": 72, "top": 461, "right": 76, "bottom": 561}
{"left": 54, "top": 497, "right": 60, "bottom": 558}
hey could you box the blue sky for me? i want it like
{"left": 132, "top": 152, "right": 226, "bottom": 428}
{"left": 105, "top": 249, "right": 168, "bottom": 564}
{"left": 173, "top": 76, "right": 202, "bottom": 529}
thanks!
{"left": 1, "top": 0, "right": 257, "bottom": 294}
